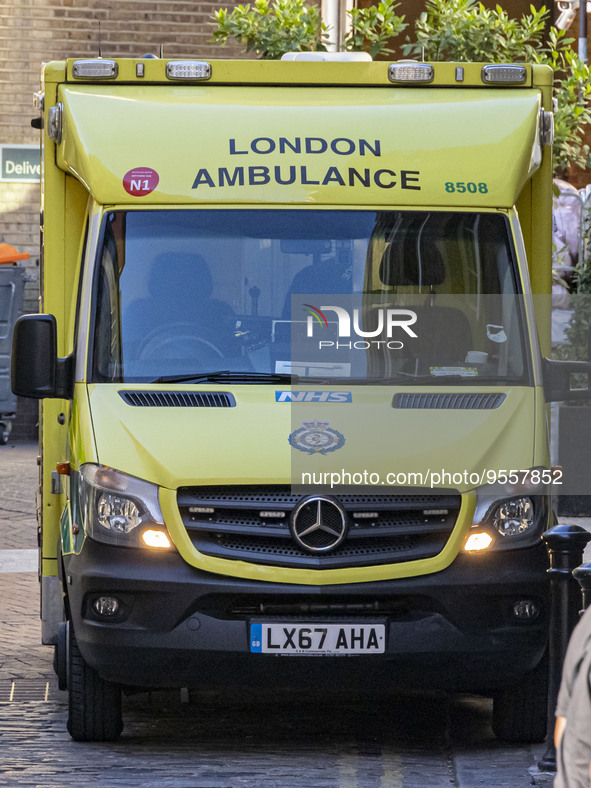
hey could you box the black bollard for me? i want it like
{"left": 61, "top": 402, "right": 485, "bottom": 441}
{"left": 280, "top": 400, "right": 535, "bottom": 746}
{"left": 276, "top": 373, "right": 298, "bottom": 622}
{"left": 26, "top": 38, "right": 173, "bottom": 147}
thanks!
{"left": 538, "top": 525, "right": 591, "bottom": 772}
{"left": 573, "top": 562, "right": 591, "bottom": 610}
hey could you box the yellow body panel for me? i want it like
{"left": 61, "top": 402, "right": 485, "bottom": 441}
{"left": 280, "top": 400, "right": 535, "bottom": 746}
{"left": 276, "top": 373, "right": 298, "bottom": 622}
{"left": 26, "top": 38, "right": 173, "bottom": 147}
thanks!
{"left": 57, "top": 84, "right": 541, "bottom": 209}
{"left": 37, "top": 58, "right": 554, "bottom": 589}
{"left": 80, "top": 382, "right": 538, "bottom": 583}
{"left": 88, "top": 384, "right": 537, "bottom": 491}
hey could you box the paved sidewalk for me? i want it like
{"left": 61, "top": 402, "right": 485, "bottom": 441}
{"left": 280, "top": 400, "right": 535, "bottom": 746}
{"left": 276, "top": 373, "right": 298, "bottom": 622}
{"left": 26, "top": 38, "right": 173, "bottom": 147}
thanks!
{"left": 0, "top": 440, "right": 38, "bottom": 551}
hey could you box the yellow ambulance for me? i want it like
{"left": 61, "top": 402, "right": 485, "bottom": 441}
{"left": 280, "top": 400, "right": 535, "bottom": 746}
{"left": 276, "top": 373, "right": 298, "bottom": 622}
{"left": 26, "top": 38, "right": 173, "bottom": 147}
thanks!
{"left": 12, "top": 55, "right": 579, "bottom": 742}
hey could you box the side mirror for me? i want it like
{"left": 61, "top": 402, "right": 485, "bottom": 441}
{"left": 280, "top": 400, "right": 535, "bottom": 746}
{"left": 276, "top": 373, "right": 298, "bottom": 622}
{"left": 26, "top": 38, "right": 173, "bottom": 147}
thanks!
{"left": 543, "top": 357, "right": 591, "bottom": 402}
{"left": 11, "top": 314, "right": 73, "bottom": 399}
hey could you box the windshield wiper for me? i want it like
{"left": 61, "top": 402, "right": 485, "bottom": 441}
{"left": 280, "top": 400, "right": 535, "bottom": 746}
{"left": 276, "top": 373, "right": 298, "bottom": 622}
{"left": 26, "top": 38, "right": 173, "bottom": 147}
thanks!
{"left": 151, "top": 370, "right": 521, "bottom": 385}
{"left": 301, "top": 374, "right": 521, "bottom": 385}
{"left": 151, "top": 370, "right": 302, "bottom": 384}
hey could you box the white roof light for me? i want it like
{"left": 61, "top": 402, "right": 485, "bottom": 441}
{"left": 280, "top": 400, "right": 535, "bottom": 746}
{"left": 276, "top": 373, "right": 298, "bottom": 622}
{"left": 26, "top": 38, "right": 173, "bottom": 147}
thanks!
{"left": 481, "top": 64, "right": 527, "bottom": 84}
{"left": 388, "top": 62, "right": 434, "bottom": 84}
{"left": 72, "top": 60, "right": 118, "bottom": 79}
{"left": 166, "top": 61, "right": 212, "bottom": 80}
{"left": 281, "top": 52, "right": 372, "bottom": 62}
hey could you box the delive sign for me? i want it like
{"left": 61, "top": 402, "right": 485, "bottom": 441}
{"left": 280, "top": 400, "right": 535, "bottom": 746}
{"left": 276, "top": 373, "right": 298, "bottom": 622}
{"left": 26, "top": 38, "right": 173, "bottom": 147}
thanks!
{"left": 123, "top": 167, "right": 159, "bottom": 197}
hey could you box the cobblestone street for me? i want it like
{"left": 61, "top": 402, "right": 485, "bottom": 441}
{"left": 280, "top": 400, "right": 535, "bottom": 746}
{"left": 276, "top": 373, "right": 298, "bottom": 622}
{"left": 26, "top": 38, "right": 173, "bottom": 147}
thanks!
{"left": 0, "top": 442, "right": 556, "bottom": 787}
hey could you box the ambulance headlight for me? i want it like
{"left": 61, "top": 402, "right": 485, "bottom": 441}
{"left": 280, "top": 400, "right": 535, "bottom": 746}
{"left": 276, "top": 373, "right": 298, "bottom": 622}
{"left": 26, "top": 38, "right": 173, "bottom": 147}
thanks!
{"left": 80, "top": 464, "right": 171, "bottom": 549}
{"left": 97, "top": 493, "right": 141, "bottom": 533}
{"left": 491, "top": 497, "right": 535, "bottom": 537}
{"left": 469, "top": 490, "right": 543, "bottom": 550}
{"left": 464, "top": 488, "right": 548, "bottom": 550}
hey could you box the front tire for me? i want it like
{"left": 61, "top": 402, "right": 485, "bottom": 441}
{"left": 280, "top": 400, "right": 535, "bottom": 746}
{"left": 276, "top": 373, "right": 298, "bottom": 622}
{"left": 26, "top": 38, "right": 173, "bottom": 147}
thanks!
{"left": 67, "top": 624, "right": 123, "bottom": 742}
{"left": 492, "top": 652, "right": 548, "bottom": 743}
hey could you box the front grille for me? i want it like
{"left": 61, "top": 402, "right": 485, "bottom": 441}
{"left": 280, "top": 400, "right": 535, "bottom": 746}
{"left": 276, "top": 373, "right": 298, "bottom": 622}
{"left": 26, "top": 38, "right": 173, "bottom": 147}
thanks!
{"left": 393, "top": 392, "right": 505, "bottom": 410}
{"left": 177, "top": 486, "right": 461, "bottom": 569}
{"left": 195, "top": 594, "right": 418, "bottom": 619}
{"left": 119, "top": 390, "right": 235, "bottom": 407}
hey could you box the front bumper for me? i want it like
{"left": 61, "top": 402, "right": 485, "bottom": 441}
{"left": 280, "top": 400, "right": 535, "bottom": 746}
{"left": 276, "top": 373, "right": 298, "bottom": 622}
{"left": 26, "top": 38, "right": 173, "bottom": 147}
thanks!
{"left": 64, "top": 538, "right": 549, "bottom": 692}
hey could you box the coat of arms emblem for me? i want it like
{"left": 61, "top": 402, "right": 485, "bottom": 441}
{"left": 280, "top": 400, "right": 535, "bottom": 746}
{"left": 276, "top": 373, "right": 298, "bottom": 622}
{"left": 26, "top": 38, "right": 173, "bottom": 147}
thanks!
{"left": 288, "top": 421, "right": 346, "bottom": 455}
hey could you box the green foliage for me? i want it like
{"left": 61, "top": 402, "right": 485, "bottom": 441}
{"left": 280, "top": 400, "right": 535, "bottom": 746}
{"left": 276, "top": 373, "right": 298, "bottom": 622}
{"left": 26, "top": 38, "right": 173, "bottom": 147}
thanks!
{"left": 211, "top": 0, "right": 329, "bottom": 59}
{"left": 345, "top": 1, "right": 407, "bottom": 58}
{"left": 402, "top": 0, "right": 591, "bottom": 176}
{"left": 211, "top": 0, "right": 406, "bottom": 59}
{"left": 551, "top": 48, "right": 591, "bottom": 174}
{"left": 403, "top": 0, "right": 549, "bottom": 63}
{"left": 555, "top": 293, "right": 591, "bottom": 366}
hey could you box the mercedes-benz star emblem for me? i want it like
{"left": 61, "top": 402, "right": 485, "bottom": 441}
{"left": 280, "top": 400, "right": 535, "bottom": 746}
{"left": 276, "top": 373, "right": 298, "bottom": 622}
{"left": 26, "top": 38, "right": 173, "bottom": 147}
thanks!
{"left": 290, "top": 497, "right": 348, "bottom": 554}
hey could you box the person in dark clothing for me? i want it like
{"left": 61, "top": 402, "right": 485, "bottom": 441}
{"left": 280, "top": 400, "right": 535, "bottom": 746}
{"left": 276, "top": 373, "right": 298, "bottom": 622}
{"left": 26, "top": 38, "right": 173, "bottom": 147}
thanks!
{"left": 555, "top": 605, "right": 591, "bottom": 788}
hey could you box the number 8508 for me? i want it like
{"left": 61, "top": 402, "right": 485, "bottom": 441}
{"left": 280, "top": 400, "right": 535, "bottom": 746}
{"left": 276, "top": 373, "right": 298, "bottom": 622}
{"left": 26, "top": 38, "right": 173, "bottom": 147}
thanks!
{"left": 445, "top": 181, "right": 488, "bottom": 193}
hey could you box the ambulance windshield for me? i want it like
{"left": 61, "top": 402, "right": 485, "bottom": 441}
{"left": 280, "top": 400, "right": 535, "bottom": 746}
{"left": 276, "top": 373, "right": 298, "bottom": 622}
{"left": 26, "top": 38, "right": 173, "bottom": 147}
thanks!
{"left": 90, "top": 209, "right": 530, "bottom": 385}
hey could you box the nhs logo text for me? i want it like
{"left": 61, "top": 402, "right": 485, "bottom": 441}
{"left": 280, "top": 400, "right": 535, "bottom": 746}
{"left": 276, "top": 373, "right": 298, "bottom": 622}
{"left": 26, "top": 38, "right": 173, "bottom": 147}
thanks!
{"left": 275, "top": 391, "right": 352, "bottom": 403}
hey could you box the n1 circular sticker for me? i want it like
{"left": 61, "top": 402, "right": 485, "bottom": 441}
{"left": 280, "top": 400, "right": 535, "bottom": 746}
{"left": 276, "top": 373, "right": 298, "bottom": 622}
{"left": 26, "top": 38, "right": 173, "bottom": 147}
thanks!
{"left": 123, "top": 167, "right": 159, "bottom": 197}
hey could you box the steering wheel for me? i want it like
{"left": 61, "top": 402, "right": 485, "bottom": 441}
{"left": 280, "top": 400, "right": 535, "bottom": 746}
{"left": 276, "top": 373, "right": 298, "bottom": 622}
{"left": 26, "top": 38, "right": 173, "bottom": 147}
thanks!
{"left": 137, "top": 322, "right": 224, "bottom": 362}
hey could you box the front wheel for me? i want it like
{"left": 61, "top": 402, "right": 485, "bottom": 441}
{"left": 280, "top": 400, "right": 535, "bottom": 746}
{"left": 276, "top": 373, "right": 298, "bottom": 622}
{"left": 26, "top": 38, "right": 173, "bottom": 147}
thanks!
{"left": 67, "top": 624, "right": 123, "bottom": 742}
{"left": 491, "top": 652, "right": 548, "bottom": 743}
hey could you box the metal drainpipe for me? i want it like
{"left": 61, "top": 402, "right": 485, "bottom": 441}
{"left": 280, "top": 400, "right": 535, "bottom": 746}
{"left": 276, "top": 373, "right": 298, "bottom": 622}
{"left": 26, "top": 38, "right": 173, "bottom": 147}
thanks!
{"left": 580, "top": 0, "right": 588, "bottom": 62}
{"left": 321, "top": 0, "right": 355, "bottom": 52}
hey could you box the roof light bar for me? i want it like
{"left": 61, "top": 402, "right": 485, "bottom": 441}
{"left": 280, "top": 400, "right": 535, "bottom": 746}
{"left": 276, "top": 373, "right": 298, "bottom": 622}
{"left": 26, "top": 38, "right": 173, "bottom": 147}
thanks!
{"left": 166, "top": 61, "right": 211, "bottom": 81}
{"left": 72, "top": 60, "right": 118, "bottom": 79}
{"left": 481, "top": 64, "right": 527, "bottom": 85}
{"left": 388, "top": 62, "right": 434, "bottom": 84}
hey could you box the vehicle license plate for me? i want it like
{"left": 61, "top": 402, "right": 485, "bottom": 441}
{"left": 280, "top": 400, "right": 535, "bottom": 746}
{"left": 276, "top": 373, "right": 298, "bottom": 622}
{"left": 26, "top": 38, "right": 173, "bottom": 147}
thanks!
{"left": 250, "top": 622, "right": 385, "bottom": 655}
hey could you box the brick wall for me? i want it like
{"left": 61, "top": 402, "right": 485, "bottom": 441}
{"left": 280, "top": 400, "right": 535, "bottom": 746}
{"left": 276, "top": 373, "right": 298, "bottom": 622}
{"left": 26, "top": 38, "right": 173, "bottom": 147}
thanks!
{"left": 0, "top": 0, "right": 242, "bottom": 439}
